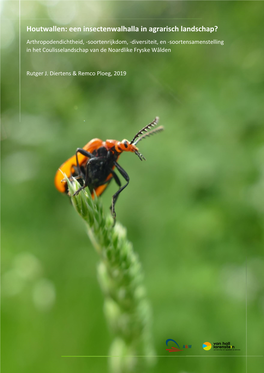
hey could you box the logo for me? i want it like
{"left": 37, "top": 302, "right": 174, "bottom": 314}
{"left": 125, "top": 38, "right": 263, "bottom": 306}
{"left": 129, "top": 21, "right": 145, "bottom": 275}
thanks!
{"left": 202, "top": 341, "right": 240, "bottom": 351}
{"left": 213, "top": 341, "right": 240, "bottom": 351}
{"left": 203, "top": 342, "right": 212, "bottom": 350}
{"left": 166, "top": 339, "right": 192, "bottom": 352}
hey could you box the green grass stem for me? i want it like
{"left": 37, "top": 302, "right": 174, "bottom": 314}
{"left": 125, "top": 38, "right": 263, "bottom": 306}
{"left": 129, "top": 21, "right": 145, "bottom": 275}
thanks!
{"left": 66, "top": 176, "right": 156, "bottom": 373}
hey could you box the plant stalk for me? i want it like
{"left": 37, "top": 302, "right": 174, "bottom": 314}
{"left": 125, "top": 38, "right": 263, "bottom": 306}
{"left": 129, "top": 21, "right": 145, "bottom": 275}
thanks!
{"left": 66, "top": 177, "right": 156, "bottom": 373}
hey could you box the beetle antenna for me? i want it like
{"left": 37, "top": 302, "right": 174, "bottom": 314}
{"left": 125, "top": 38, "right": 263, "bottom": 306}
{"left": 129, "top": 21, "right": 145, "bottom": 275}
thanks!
{"left": 133, "top": 125, "right": 164, "bottom": 146}
{"left": 130, "top": 117, "right": 159, "bottom": 144}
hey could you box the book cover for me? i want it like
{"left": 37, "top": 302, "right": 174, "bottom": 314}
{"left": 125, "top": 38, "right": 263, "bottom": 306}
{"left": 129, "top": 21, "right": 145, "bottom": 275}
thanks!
{"left": 1, "top": 1, "right": 263, "bottom": 372}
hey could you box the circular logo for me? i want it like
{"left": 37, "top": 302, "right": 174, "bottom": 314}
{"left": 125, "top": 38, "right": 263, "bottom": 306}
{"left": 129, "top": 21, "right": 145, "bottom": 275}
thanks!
{"left": 203, "top": 342, "right": 212, "bottom": 351}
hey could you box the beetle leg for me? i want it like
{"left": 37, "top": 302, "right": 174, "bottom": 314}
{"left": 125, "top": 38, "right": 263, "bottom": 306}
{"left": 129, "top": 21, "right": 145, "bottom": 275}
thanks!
{"left": 109, "top": 168, "right": 121, "bottom": 188}
{"left": 61, "top": 174, "right": 82, "bottom": 183}
{"left": 75, "top": 148, "right": 94, "bottom": 179}
{"left": 110, "top": 161, "right": 130, "bottom": 225}
{"left": 66, "top": 165, "right": 83, "bottom": 182}
{"left": 72, "top": 184, "right": 87, "bottom": 196}
{"left": 71, "top": 149, "right": 94, "bottom": 196}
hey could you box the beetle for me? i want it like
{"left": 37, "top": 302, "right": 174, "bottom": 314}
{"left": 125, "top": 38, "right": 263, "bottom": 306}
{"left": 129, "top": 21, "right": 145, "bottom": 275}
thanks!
{"left": 54, "top": 117, "right": 164, "bottom": 224}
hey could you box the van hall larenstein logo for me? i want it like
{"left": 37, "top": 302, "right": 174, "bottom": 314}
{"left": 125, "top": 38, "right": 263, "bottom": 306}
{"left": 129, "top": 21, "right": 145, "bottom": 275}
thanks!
{"left": 166, "top": 339, "right": 192, "bottom": 352}
{"left": 202, "top": 341, "right": 240, "bottom": 351}
{"left": 203, "top": 342, "right": 212, "bottom": 350}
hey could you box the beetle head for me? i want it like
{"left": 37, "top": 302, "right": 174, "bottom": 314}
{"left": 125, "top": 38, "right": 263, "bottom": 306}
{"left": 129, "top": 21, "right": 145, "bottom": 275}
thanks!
{"left": 115, "top": 140, "right": 145, "bottom": 160}
{"left": 114, "top": 117, "right": 163, "bottom": 161}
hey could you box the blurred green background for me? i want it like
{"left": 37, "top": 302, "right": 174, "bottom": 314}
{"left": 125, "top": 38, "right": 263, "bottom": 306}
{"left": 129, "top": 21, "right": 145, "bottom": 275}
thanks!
{"left": 1, "top": 1, "right": 264, "bottom": 372}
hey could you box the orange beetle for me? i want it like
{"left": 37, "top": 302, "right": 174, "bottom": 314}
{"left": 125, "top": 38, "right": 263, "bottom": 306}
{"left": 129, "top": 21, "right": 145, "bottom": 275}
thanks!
{"left": 55, "top": 117, "right": 163, "bottom": 223}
